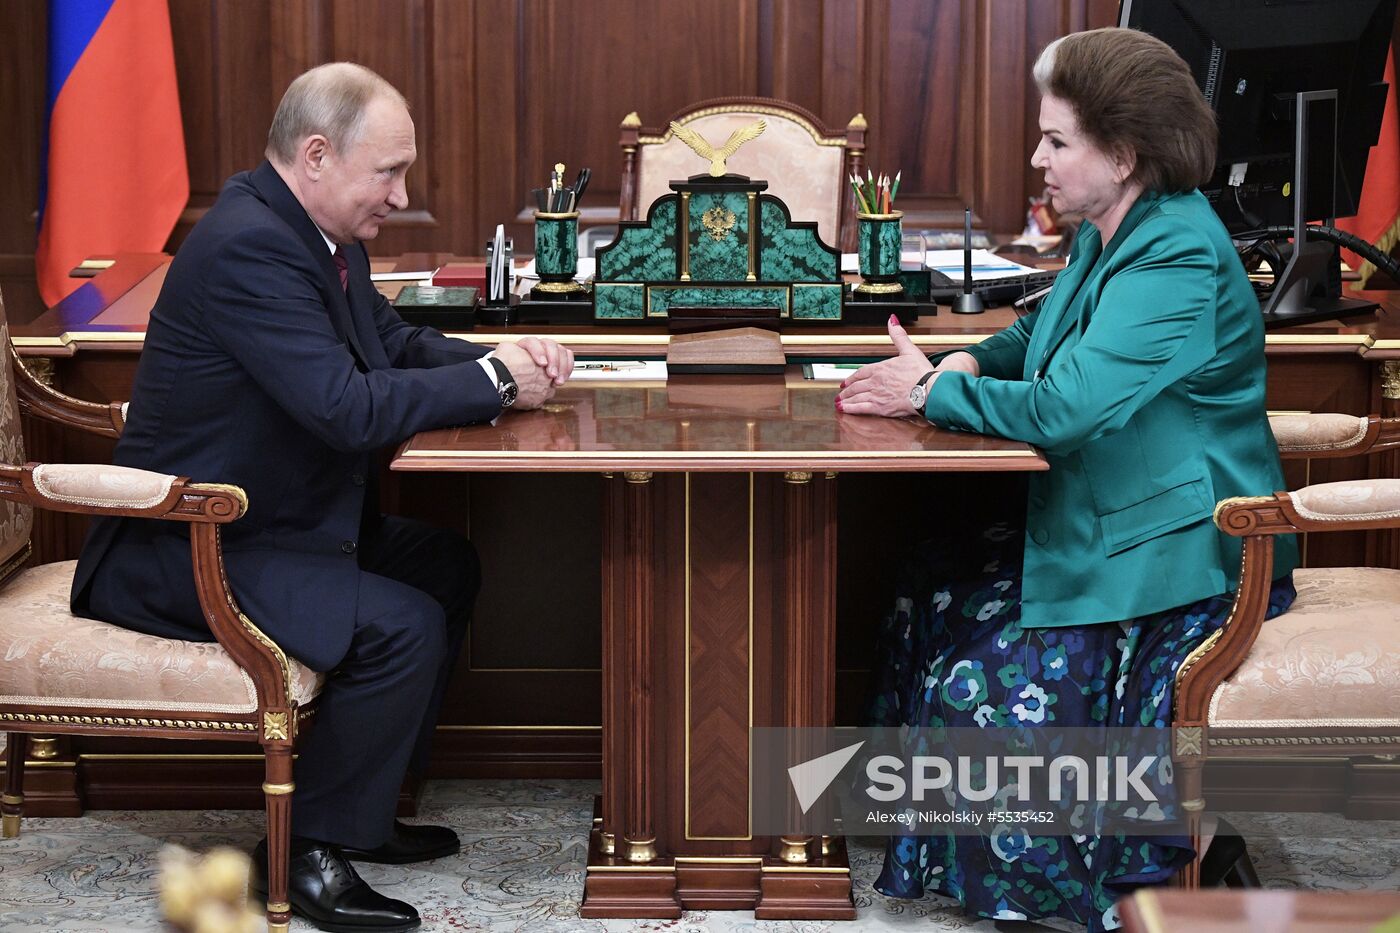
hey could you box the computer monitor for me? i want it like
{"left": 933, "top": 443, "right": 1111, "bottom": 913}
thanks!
{"left": 1119, "top": 0, "right": 1395, "bottom": 322}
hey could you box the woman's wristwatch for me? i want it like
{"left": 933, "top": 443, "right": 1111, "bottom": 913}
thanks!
{"left": 487, "top": 357, "right": 518, "bottom": 408}
{"left": 908, "top": 370, "right": 936, "bottom": 412}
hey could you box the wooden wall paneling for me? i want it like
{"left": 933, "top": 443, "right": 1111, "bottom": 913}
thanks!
{"left": 763, "top": 0, "right": 826, "bottom": 115}
{"left": 428, "top": 0, "right": 478, "bottom": 257}
{"left": 511, "top": 0, "right": 765, "bottom": 245}
{"left": 168, "top": 1, "right": 277, "bottom": 249}
{"left": 817, "top": 0, "right": 867, "bottom": 136}
{"left": 471, "top": 0, "right": 520, "bottom": 249}
{"left": 0, "top": 1, "right": 46, "bottom": 325}
{"left": 975, "top": 0, "right": 1030, "bottom": 233}
{"left": 268, "top": 0, "right": 330, "bottom": 96}
{"left": 863, "top": 0, "right": 969, "bottom": 225}
{"left": 324, "top": 0, "right": 441, "bottom": 253}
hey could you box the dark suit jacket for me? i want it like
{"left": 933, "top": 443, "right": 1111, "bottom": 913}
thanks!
{"left": 71, "top": 161, "right": 498, "bottom": 670}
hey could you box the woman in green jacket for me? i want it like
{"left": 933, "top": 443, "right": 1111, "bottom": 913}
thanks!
{"left": 836, "top": 27, "right": 1298, "bottom": 931}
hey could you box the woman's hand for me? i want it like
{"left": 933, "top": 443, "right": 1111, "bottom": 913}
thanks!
{"left": 835, "top": 316, "right": 936, "bottom": 417}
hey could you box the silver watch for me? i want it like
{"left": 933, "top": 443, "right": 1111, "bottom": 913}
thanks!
{"left": 908, "top": 370, "right": 935, "bottom": 411}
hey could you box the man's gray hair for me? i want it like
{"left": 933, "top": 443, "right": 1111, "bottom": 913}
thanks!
{"left": 266, "top": 62, "right": 407, "bottom": 165}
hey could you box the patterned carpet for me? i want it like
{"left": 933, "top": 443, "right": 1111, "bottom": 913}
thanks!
{"left": 0, "top": 779, "right": 1397, "bottom": 932}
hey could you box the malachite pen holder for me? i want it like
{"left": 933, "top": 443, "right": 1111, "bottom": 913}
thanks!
{"left": 855, "top": 210, "right": 905, "bottom": 296}
{"left": 531, "top": 210, "right": 587, "bottom": 298}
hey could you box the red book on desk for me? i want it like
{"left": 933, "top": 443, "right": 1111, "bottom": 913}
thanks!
{"left": 434, "top": 263, "right": 487, "bottom": 291}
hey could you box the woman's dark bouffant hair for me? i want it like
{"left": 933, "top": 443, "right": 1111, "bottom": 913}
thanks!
{"left": 1033, "top": 27, "right": 1218, "bottom": 193}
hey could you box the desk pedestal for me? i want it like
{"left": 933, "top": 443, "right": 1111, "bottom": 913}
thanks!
{"left": 582, "top": 470, "right": 856, "bottom": 919}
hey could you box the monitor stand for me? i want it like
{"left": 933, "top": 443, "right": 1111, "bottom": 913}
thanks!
{"left": 1259, "top": 89, "right": 1381, "bottom": 329}
{"left": 1260, "top": 241, "right": 1380, "bottom": 329}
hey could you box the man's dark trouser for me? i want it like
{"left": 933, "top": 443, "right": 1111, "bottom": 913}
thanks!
{"left": 291, "top": 516, "right": 479, "bottom": 849}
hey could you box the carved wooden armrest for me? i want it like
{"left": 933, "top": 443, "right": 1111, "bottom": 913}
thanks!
{"left": 0, "top": 463, "right": 243, "bottom": 521}
{"left": 1176, "top": 480, "right": 1400, "bottom": 727}
{"left": 0, "top": 462, "right": 291, "bottom": 711}
{"left": 1217, "top": 480, "right": 1400, "bottom": 536}
{"left": 1270, "top": 413, "right": 1400, "bottom": 460}
{"left": 11, "top": 346, "right": 125, "bottom": 438}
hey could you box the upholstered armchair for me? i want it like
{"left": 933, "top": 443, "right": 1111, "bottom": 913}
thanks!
{"left": 618, "top": 97, "right": 867, "bottom": 251}
{"left": 1171, "top": 413, "right": 1400, "bottom": 887}
{"left": 0, "top": 289, "right": 321, "bottom": 933}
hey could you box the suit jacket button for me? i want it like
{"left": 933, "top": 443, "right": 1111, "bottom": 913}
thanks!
{"left": 351, "top": 473, "right": 366, "bottom": 486}
{"left": 1030, "top": 529, "right": 1049, "bottom": 545}
{"left": 340, "top": 540, "right": 357, "bottom": 554}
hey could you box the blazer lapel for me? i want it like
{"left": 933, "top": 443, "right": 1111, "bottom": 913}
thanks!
{"left": 1026, "top": 228, "right": 1100, "bottom": 379}
{"left": 1031, "top": 193, "right": 1163, "bottom": 376}
{"left": 249, "top": 161, "right": 371, "bottom": 369}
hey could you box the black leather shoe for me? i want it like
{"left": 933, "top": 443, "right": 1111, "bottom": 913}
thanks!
{"left": 253, "top": 837, "right": 420, "bottom": 932}
{"left": 1200, "top": 816, "right": 1260, "bottom": 888}
{"left": 340, "top": 820, "right": 460, "bottom": 865}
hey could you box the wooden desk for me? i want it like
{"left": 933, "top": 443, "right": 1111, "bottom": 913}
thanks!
{"left": 8, "top": 254, "right": 1400, "bottom": 827}
{"left": 392, "top": 370, "right": 1044, "bottom": 919}
{"left": 1118, "top": 889, "right": 1400, "bottom": 932}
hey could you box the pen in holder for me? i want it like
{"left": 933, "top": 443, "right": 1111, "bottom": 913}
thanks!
{"left": 481, "top": 234, "right": 518, "bottom": 326}
{"left": 854, "top": 210, "right": 905, "bottom": 297}
{"left": 530, "top": 210, "right": 588, "bottom": 301}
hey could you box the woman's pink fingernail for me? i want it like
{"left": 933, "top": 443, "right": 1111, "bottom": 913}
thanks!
{"left": 888, "top": 314, "right": 897, "bottom": 324}
{"left": 835, "top": 399, "right": 844, "bottom": 411}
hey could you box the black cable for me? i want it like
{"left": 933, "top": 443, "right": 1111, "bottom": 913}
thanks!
{"left": 1233, "top": 223, "right": 1400, "bottom": 282}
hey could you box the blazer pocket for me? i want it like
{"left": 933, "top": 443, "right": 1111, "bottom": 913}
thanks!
{"left": 1100, "top": 478, "right": 1213, "bottom": 556}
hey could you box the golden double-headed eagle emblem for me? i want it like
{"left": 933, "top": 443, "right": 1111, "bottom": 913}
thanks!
{"left": 669, "top": 118, "right": 767, "bottom": 177}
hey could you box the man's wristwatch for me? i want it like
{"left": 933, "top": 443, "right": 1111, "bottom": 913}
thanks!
{"left": 908, "top": 370, "right": 936, "bottom": 412}
{"left": 487, "top": 357, "right": 518, "bottom": 409}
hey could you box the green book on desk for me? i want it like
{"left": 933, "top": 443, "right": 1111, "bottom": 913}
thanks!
{"left": 393, "top": 285, "right": 478, "bottom": 330}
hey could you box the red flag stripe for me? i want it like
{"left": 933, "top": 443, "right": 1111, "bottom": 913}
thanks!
{"left": 35, "top": 0, "right": 189, "bottom": 307}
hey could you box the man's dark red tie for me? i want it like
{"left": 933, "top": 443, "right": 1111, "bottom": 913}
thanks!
{"left": 333, "top": 247, "right": 349, "bottom": 291}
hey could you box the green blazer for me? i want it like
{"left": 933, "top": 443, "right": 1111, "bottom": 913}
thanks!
{"left": 924, "top": 189, "right": 1298, "bottom": 628}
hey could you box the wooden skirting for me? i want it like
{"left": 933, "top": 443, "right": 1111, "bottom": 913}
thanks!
{"left": 2, "top": 738, "right": 1395, "bottom": 821}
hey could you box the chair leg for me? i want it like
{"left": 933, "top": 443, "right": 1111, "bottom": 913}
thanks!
{"left": 262, "top": 745, "right": 294, "bottom": 933}
{"left": 1176, "top": 756, "right": 1205, "bottom": 890}
{"left": 3, "top": 732, "right": 28, "bottom": 838}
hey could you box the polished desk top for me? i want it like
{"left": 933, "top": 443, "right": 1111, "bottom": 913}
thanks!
{"left": 391, "top": 368, "right": 1046, "bottom": 473}
{"left": 14, "top": 253, "right": 1400, "bottom": 360}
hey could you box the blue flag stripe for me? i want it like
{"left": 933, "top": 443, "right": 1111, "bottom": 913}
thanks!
{"left": 40, "top": 0, "right": 116, "bottom": 233}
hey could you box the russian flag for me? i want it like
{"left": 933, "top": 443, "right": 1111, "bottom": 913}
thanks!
{"left": 36, "top": 0, "right": 189, "bottom": 306}
{"left": 1338, "top": 48, "right": 1399, "bottom": 290}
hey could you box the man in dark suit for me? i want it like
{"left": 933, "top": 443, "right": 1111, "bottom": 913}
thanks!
{"left": 71, "top": 63, "right": 572, "bottom": 933}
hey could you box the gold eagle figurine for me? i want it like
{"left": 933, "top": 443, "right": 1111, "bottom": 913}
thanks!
{"left": 668, "top": 118, "right": 767, "bottom": 177}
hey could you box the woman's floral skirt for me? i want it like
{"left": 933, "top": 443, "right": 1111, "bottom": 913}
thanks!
{"left": 866, "top": 520, "right": 1294, "bottom": 931}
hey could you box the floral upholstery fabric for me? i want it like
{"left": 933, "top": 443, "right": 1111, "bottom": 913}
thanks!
{"left": 636, "top": 110, "right": 846, "bottom": 247}
{"left": 1269, "top": 413, "right": 1367, "bottom": 452}
{"left": 0, "top": 292, "right": 34, "bottom": 586}
{"left": 0, "top": 560, "right": 322, "bottom": 713}
{"left": 1290, "top": 478, "right": 1400, "bottom": 521}
{"left": 1210, "top": 567, "right": 1400, "bottom": 727}
{"left": 30, "top": 462, "right": 176, "bottom": 510}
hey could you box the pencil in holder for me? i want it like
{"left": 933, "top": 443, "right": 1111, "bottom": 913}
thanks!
{"left": 531, "top": 210, "right": 587, "bottom": 299}
{"left": 854, "top": 211, "right": 905, "bottom": 296}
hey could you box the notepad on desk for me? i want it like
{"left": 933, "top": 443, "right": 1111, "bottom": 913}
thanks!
{"left": 807, "top": 363, "right": 862, "bottom": 381}
{"left": 924, "top": 249, "right": 1041, "bottom": 282}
